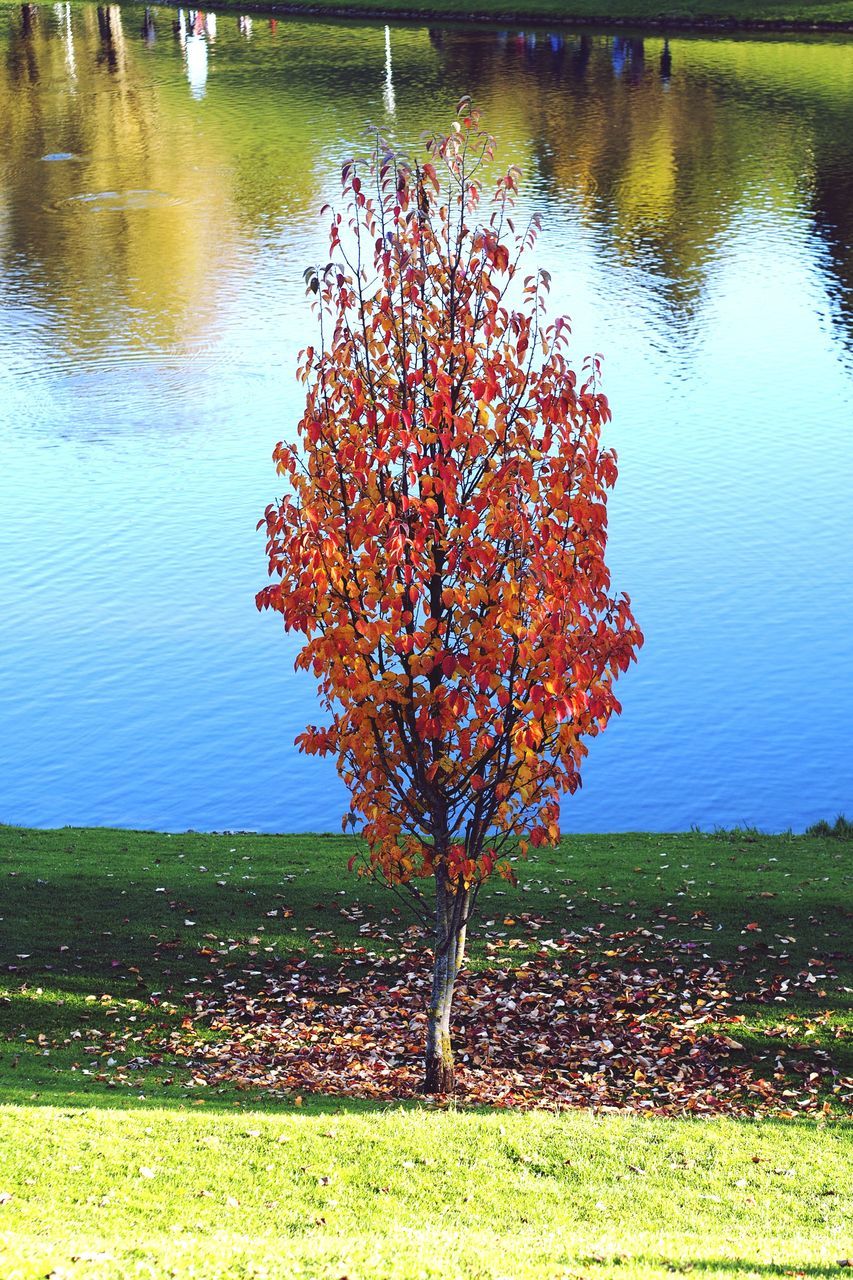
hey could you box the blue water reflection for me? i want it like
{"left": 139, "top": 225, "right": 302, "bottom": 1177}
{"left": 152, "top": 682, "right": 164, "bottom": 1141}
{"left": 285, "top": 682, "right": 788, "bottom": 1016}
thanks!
{"left": 0, "top": 5, "right": 851, "bottom": 833}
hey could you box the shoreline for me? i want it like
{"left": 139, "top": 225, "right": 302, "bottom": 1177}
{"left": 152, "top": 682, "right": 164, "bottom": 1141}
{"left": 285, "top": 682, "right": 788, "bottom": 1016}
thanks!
{"left": 0, "top": 822, "right": 820, "bottom": 837}
{"left": 149, "top": 0, "right": 853, "bottom": 34}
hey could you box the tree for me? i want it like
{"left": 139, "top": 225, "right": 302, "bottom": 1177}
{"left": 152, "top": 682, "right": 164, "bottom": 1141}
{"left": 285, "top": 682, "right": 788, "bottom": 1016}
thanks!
{"left": 258, "top": 101, "right": 643, "bottom": 1094}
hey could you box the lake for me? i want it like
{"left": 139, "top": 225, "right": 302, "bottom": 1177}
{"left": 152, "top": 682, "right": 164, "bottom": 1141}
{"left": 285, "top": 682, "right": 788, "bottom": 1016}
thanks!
{"left": 1, "top": 3, "right": 851, "bottom": 834}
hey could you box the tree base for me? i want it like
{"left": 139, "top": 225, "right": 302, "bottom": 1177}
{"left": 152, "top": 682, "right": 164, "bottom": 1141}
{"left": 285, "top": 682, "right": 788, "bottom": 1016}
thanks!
{"left": 423, "top": 1052, "right": 455, "bottom": 1094}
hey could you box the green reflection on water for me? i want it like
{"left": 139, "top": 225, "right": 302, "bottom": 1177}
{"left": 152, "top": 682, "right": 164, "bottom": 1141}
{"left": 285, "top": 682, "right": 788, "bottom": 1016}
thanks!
{"left": 1, "top": 6, "right": 851, "bottom": 355}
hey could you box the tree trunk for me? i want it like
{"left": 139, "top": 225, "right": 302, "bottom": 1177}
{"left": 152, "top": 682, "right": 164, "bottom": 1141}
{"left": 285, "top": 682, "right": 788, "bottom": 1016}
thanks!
{"left": 424, "top": 944, "right": 456, "bottom": 1092}
{"left": 423, "top": 875, "right": 469, "bottom": 1094}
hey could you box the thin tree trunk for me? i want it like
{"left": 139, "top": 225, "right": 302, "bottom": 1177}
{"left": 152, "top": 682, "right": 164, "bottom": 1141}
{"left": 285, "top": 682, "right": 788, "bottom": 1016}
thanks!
{"left": 423, "top": 873, "right": 469, "bottom": 1093}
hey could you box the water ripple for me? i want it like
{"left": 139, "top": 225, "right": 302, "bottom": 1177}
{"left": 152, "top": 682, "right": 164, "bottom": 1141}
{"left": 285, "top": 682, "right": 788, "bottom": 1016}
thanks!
{"left": 1, "top": 5, "right": 851, "bottom": 832}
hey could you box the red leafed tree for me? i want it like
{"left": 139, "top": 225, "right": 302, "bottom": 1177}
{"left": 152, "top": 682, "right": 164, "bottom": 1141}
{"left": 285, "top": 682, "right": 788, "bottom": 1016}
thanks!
{"left": 258, "top": 100, "right": 643, "bottom": 1094}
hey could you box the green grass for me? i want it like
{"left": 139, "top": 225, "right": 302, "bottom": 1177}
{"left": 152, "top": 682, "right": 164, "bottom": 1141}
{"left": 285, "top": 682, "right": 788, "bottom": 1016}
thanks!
{"left": 1, "top": 1106, "right": 850, "bottom": 1279}
{"left": 806, "top": 814, "right": 853, "bottom": 841}
{"left": 0, "top": 824, "right": 850, "bottom": 1278}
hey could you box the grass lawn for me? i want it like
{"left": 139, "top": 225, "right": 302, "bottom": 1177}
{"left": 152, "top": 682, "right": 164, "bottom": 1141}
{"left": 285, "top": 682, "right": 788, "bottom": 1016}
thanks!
{"left": 0, "top": 824, "right": 850, "bottom": 1278}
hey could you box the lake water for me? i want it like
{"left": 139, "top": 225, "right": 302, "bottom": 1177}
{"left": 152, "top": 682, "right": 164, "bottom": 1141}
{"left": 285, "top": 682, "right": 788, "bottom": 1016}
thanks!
{"left": 1, "top": 4, "right": 852, "bottom": 835}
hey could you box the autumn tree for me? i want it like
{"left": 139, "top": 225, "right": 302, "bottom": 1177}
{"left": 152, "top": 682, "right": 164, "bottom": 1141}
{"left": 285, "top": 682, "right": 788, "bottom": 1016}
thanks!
{"left": 258, "top": 101, "right": 643, "bottom": 1094}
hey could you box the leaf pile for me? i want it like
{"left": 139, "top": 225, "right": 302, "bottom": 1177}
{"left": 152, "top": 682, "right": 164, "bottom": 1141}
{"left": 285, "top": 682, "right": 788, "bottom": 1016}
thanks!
{"left": 123, "top": 936, "right": 851, "bottom": 1115}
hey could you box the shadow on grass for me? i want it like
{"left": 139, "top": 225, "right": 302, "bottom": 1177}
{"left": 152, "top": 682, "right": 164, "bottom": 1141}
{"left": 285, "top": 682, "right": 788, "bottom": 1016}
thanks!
{"left": 0, "top": 1075, "right": 410, "bottom": 1114}
{"left": 2, "top": 866, "right": 849, "bottom": 992}
{"left": 3, "top": 1051, "right": 849, "bottom": 1135}
{"left": 2, "top": 827, "right": 850, "bottom": 1122}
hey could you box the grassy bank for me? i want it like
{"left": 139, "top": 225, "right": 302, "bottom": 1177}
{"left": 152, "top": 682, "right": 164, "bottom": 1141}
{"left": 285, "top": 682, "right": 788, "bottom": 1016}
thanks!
{"left": 155, "top": 0, "right": 853, "bottom": 34}
{"left": 0, "top": 825, "right": 850, "bottom": 1278}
